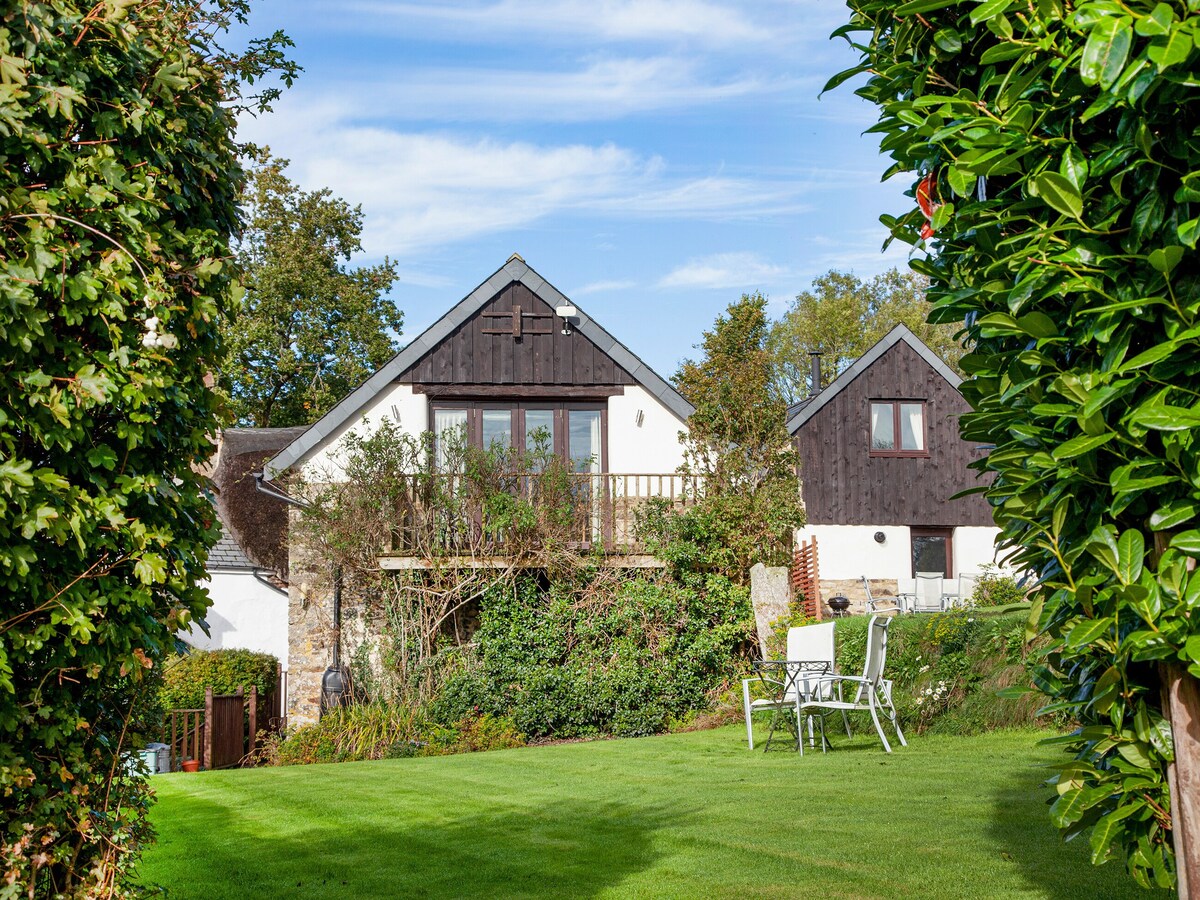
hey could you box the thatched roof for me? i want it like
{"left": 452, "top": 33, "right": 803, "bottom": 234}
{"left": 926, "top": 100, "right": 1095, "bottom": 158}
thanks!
{"left": 210, "top": 427, "right": 307, "bottom": 580}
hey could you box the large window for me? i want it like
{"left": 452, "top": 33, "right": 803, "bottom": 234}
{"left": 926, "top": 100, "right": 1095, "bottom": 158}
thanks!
{"left": 870, "top": 400, "right": 927, "bottom": 456}
{"left": 431, "top": 401, "right": 605, "bottom": 472}
{"left": 911, "top": 527, "right": 953, "bottom": 577}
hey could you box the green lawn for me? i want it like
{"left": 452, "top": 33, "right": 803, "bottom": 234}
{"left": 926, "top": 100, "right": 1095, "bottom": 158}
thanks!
{"left": 140, "top": 726, "right": 1170, "bottom": 899}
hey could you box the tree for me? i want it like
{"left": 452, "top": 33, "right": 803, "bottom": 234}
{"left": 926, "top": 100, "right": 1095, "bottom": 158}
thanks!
{"left": 221, "top": 151, "right": 401, "bottom": 427}
{"left": 659, "top": 293, "right": 804, "bottom": 580}
{"left": 0, "top": 2, "right": 293, "bottom": 894}
{"left": 835, "top": 0, "right": 1200, "bottom": 891}
{"left": 766, "top": 267, "right": 962, "bottom": 404}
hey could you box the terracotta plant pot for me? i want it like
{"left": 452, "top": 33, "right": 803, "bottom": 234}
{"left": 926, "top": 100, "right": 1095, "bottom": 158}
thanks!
{"left": 181, "top": 759, "right": 200, "bottom": 773}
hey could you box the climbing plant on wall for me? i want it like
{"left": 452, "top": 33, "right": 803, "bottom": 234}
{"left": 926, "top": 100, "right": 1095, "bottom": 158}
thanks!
{"left": 832, "top": 0, "right": 1200, "bottom": 889}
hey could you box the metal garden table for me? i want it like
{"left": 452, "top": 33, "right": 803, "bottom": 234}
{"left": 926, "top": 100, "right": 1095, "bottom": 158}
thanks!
{"left": 749, "top": 659, "right": 832, "bottom": 751}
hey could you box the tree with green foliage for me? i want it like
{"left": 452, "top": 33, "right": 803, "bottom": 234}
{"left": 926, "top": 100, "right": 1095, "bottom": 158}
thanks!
{"left": 834, "top": 0, "right": 1200, "bottom": 889}
{"left": 766, "top": 267, "right": 962, "bottom": 403}
{"left": 0, "top": 1, "right": 293, "bottom": 894}
{"left": 221, "top": 150, "right": 401, "bottom": 427}
{"left": 663, "top": 293, "right": 804, "bottom": 580}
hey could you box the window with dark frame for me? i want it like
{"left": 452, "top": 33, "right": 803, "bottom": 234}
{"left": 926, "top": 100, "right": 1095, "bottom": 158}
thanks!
{"left": 431, "top": 400, "right": 606, "bottom": 472}
{"left": 870, "top": 400, "right": 928, "bottom": 456}
{"left": 911, "top": 527, "right": 953, "bottom": 578}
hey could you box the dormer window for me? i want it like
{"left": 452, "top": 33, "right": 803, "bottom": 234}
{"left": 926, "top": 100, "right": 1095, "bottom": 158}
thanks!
{"left": 870, "top": 400, "right": 927, "bottom": 457}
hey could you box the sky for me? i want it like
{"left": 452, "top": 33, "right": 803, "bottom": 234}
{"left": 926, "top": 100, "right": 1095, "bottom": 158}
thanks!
{"left": 234, "top": 0, "right": 916, "bottom": 377}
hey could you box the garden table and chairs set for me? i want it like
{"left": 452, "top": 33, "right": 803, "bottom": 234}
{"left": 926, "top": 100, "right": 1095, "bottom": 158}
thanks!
{"left": 742, "top": 615, "right": 906, "bottom": 755}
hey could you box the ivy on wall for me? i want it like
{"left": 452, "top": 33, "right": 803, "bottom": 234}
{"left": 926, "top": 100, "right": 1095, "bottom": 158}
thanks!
{"left": 833, "top": 0, "right": 1200, "bottom": 888}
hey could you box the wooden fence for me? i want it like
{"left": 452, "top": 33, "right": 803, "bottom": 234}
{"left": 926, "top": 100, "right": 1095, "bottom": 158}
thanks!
{"left": 791, "top": 536, "right": 822, "bottom": 620}
{"left": 163, "top": 665, "right": 288, "bottom": 771}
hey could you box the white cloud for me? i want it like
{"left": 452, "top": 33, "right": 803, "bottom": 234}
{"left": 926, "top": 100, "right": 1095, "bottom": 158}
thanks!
{"left": 797, "top": 227, "right": 919, "bottom": 282}
{"left": 347, "top": 57, "right": 784, "bottom": 122}
{"left": 237, "top": 99, "right": 816, "bottom": 257}
{"left": 658, "top": 252, "right": 787, "bottom": 290}
{"left": 344, "top": 0, "right": 787, "bottom": 47}
{"left": 571, "top": 279, "right": 637, "bottom": 296}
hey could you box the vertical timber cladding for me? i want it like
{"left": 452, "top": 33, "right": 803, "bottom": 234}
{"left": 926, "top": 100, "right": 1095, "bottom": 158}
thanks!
{"left": 793, "top": 340, "right": 992, "bottom": 527}
{"left": 398, "top": 281, "right": 637, "bottom": 388}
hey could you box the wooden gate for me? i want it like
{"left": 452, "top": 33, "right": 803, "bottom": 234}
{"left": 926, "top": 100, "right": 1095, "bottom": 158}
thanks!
{"left": 164, "top": 665, "right": 288, "bottom": 771}
{"left": 791, "top": 536, "right": 822, "bottom": 620}
{"left": 206, "top": 687, "right": 250, "bottom": 770}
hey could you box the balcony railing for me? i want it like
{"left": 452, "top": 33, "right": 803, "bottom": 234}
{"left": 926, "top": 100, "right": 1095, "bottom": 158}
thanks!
{"left": 379, "top": 471, "right": 700, "bottom": 560}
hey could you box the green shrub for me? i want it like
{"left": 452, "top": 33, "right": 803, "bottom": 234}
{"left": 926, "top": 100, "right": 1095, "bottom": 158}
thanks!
{"left": 434, "top": 573, "right": 753, "bottom": 739}
{"left": 159, "top": 649, "right": 279, "bottom": 710}
{"left": 967, "top": 566, "right": 1027, "bottom": 609}
{"left": 0, "top": 3, "right": 292, "bottom": 894}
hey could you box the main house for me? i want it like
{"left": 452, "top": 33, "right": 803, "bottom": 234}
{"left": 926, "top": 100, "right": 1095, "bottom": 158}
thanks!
{"left": 789, "top": 324, "right": 1001, "bottom": 608}
{"left": 261, "top": 256, "right": 694, "bottom": 722}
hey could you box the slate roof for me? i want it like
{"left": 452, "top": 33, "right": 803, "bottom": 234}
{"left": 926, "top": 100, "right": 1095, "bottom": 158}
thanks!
{"left": 785, "top": 324, "right": 962, "bottom": 434}
{"left": 208, "top": 516, "right": 257, "bottom": 571}
{"left": 264, "top": 257, "right": 693, "bottom": 480}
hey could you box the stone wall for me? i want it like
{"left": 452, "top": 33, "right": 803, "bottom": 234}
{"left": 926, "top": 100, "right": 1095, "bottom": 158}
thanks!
{"left": 818, "top": 578, "right": 899, "bottom": 617}
{"left": 287, "top": 515, "right": 336, "bottom": 728}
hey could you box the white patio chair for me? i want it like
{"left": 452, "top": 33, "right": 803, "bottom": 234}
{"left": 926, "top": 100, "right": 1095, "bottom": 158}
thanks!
{"left": 896, "top": 576, "right": 916, "bottom": 612}
{"left": 743, "top": 622, "right": 848, "bottom": 750}
{"left": 799, "top": 615, "right": 907, "bottom": 754}
{"left": 910, "top": 572, "right": 946, "bottom": 612}
{"left": 863, "top": 576, "right": 903, "bottom": 614}
{"left": 945, "top": 573, "right": 984, "bottom": 609}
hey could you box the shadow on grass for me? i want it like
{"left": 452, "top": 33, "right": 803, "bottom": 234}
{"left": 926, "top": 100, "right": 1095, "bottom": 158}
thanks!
{"left": 986, "top": 757, "right": 1173, "bottom": 900}
{"left": 140, "top": 792, "right": 672, "bottom": 899}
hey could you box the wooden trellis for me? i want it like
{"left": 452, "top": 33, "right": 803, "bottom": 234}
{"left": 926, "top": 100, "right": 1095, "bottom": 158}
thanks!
{"left": 791, "top": 537, "right": 822, "bottom": 620}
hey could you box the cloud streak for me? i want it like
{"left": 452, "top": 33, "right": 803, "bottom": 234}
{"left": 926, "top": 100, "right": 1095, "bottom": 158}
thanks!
{"left": 344, "top": 0, "right": 789, "bottom": 47}
{"left": 339, "top": 57, "right": 787, "bottom": 122}
{"left": 658, "top": 252, "right": 787, "bottom": 290}
{"left": 238, "top": 99, "right": 820, "bottom": 257}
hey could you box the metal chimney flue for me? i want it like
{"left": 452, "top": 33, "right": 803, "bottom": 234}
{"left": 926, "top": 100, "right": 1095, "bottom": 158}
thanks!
{"left": 808, "top": 352, "right": 823, "bottom": 397}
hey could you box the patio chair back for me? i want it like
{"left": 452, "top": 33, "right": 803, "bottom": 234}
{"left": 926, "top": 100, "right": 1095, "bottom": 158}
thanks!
{"left": 785, "top": 621, "right": 835, "bottom": 664}
{"left": 912, "top": 572, "right": 944, "bottom": 612}
{"left": 958, "top": 573, "right": 980, "bottom": 605}
{"left": 862, "top": 615, "right": 892, "bottom": 688}
{"left": 785, "top": 621, "right": 836, "bottom": 700}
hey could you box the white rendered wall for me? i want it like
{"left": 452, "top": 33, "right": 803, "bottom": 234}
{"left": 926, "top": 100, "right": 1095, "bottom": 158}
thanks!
{"left": 184, "top": 571, "right": 289, "bottom": 668}
{"left": 607, "top": 386, "right": 688, "bottom": 473}
{"left": 795, "top": 523, "right": 1005, "bottom": 581}
{"left": 795, "top": 524, "right": 912, "bottom": 580}
{"left": 953, "top": 526, "right": 1007, "bottom": 575}
{"left": 302, "top": 383, "right": 427, "bottom": 481}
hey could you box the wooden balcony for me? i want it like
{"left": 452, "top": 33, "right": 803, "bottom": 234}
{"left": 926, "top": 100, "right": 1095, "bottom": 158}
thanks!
{"left": 375, "top": 471, "right": 700, "bottom": 568}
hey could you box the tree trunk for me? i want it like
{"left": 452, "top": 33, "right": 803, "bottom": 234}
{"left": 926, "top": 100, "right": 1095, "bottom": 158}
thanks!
{"left": 1161, "top": 661, "right": 1200, "bottom": 899}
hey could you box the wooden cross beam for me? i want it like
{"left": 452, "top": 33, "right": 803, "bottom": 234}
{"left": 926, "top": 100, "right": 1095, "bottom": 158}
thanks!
{"left": 481, "top": 305, "right": 554, "bottom": 337}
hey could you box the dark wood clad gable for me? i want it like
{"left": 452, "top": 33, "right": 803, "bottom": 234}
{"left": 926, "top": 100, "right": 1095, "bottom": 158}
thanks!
{"left": 793, "top": 340, "right": 993, "bottom": 527}
{"left": 397, "top": 281, "right": 636, "bottom": 387}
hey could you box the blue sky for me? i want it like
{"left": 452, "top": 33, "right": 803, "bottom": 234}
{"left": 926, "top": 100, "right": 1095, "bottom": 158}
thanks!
{"left": 235, "top": 0, "right": 915, "bottom": 377}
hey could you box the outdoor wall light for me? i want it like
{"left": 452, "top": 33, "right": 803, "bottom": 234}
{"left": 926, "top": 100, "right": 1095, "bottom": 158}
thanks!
{"left": 874, "top": 531, "right": 886, "bottom": 544}
{"left": 555, "top": 303, "right": 577, "bottom": 335}
{"left": 635, "top": 409, "right": 645, "bottom": 427}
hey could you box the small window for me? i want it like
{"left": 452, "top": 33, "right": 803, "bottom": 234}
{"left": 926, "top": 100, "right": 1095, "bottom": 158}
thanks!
{"left": 870, "top": 401, "right": 927, "bottom": 456}
{"left": 911, "top": 527, "right": 953, "bottom": 577}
